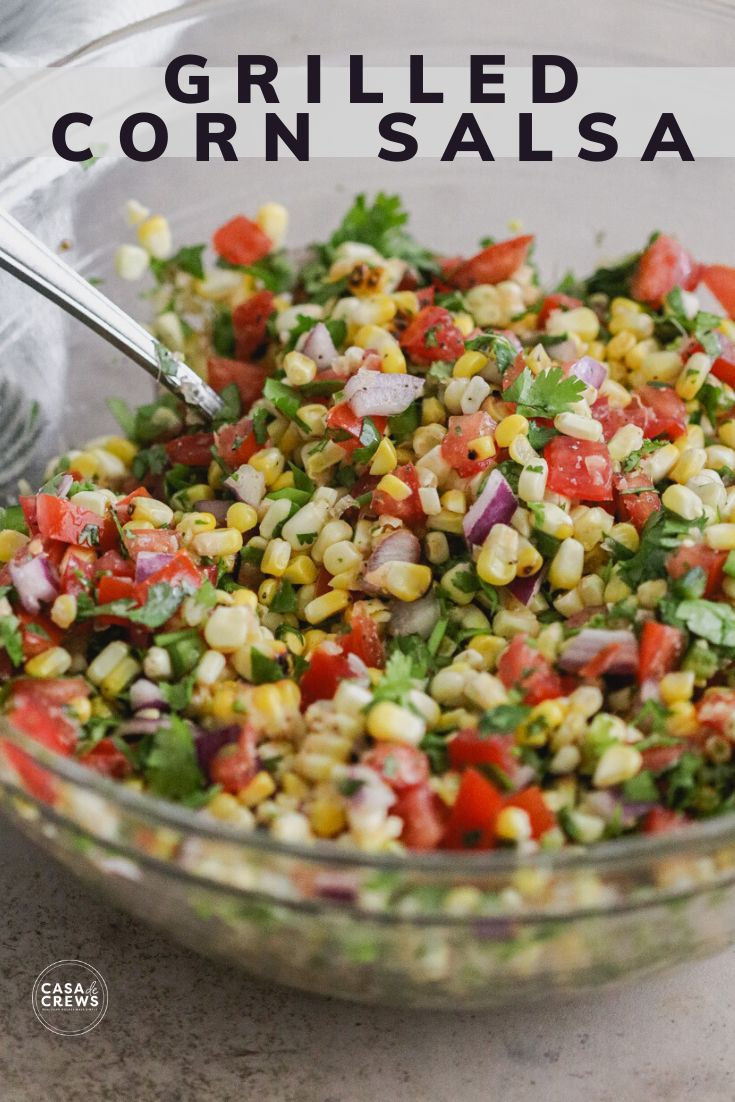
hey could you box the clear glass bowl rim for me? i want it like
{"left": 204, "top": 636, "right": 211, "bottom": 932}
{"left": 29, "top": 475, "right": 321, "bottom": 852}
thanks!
{"left": 3, "top": 0, "right": 735, "bottom": 882}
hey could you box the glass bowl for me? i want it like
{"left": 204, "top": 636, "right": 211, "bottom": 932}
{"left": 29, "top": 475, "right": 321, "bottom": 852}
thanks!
{"left": 3, "top": 0, "right": 735, "bottom": 1007}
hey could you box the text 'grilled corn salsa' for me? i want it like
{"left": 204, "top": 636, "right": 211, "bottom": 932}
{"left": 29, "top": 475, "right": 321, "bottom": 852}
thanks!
{"left": 6, "top": 196, "right": 735, "bottom": 852}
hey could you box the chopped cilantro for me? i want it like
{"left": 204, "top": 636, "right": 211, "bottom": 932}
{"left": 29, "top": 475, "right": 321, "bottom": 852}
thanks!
{"left": 479, "top": 703, "right": 531, "bottom": 735}
{"left": 151, "top": 243, "right": 205, "bottom": 282}
{"left": 0, "top": 615, "right": 23, "bottom": 667}
{"left": 388, "top": 402, "right": 420, "bottom": 443}
{"left": 464, "top": 331, "right": 516, "bottom": 373}
{"left": 269, "top": 580, "right": 298, "bottom": 614}
{"left": 504, "top": 366, "right": 585, "bottom": 418}
{"left": 250, "top": 648, "right": 287, "bottom": 684}
{"left": 211, "top": 382, "right": 242, "bottom": 429}
{"left": 263, "top": 377, "right": 310, "bottom": 432}
{"left": 144, "top": 716, "right": 204, "bottom": 802}
{"left": 0, "top": 505, "right": 28, "bottom": 535}
{"left": 212, "top": 308, "right": 235, "bottom": 356}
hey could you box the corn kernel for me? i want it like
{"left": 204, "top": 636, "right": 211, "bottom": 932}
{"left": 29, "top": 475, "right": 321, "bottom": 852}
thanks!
{"left": 238, "top": 770, "right": 277, "bottom": 807}
{"left": 261, "top": 538, "right": 291, "bottom": 577}
{"left": 676, "top": 351, "right": 712, "bottom": 400}
{"left": 136, "top": 214, "right": 172, "bottom": 259}
{"left": 376, "top": 473, "right": 411, "bottom": 501}
{"left": 248, "top": 448, "right": 286, "bottom": 487}
{"left": 255, "top": 201, "right": 288, "bottom": 247}
{"left": 593, "top": 744, "right": 643, "bottom": 788}
{"left": 453, "top": 350, "right": 488, "bottom": 378}
{"left": 367, "top": 701, "right": 425, "bottom": 746}
{"left": 50, "top": 594, "right": 77, "bottom": 630}
{"left": 192, "top": 528, "right": 244, "bottom": 558}
{"left": 495, "top": 805, "right": 533, "bottom": 843}
{"left": 421, "top": 397, "right": 446, "bottom": 426}
{"left": 283, "top": 350, "right": 317, "bottom": 387}
{"left": 661, "top": 484, "right": 705, "bottom": 520}
{"left": 204, "top": 606, "right": 253, "bottom": 653}
{"left": 226, "top": 502, "right": 258, "bottom": 533}
{"left": 101, "top": 655, "right": 141, "bottom": 698}
{"left": 0, "top": 529, "right": 29, "bottom": 562}
{"left": 476, "top": 524, "right": 519, "bottom": 587}
{"left": 369, "top": 436, "right": 397, "bottom": 475}
{"left": 383, "top": 563, "right": 432, "bottom": 602}
{"left": 25, "top": 646, "right": 72, "bottom": 679}
{"left": 669, "top": 448, "right": 706, "bottom": 485}
{"left": 354, "top": 324, "right": 406, "bottom": 373}
{"left": 309, "top": 800, "right": 347, "bottom": 838}
{"left": 495, "top": 414, "right": 529, "bottom": 448}
{"left": 660, "top": 670, "right": 695, "bottom": 706}
{"left": 282, "top": 554, "right": 318, "bottom": 585}
{"left": 304, "top": 589, "right": 350, "bottom": 624}
{"left": 87, "top": 641, "right": 130, "bottom": 685}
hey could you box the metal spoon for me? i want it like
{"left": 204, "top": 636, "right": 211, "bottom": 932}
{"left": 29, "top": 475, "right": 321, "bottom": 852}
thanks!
{"left": 0, "top": 209, "right": 224, "bottom": 421}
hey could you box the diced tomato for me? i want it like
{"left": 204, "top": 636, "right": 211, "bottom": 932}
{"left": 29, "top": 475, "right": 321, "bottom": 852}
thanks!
{"left": 638, "top": 621, "right": 684, "bottom": 685}
{"left": 113, "top": 486, "right": 151, "bottom": 524}
{"left": 207, "top": 355, "right": 269, "bottom": 412}
{"left": 95, "top": 548, "right": 135, "bottom": 579}
{"left": 59, "top": 549, "right": 97, "bottom": 596}
{"left": 97, "top": 574, "right": 135, "bottom": 622}
{"left": 501, "top": 350, "right": 528, "bottom": 393}
{"left": 613, "top": 471, "right": 661, "bottom": 531}
{"left": 393, "top": 784, "right": 447, "bottom": 850}
{"left": 326, "top": 403, "right": 388, "bottom": 457}
{"left": 637, "top": 385, "right": 688, "bottom": 440}
{"left": 415, "top": 286, "right": 435, "bottom": 307}
{"left": 537, "top": 292, "right": 583, "bottom": 329}
{"left": 696, "top": 688, "right": 735, "bottom": 737}
{"left": 231, "top": 290, "right": 275, "bottom": 360}
{"left": 685, "top": 331, "right": 735, "bottom": 389}
{"left": 213, "top": 416, "right": 259, "bottom": 468}
{"left": 442, "top": 768, "right": 504, "bottom": 850}
{"left": 666, "top": 544, "right": 727, "bottom": 600}
{"left": 36, "top": 494, "right": 110, "bottom": 548}
{"left": 313, "top": 565, "right": 332, "bottom": 599}
{"left": 362, "top": 744, "right": 430, "bottom": 792}
{"left": 448, "top": 730, "right": 519, "bottom": 781}
{"left": 212, "top": 215, "right": 271, "bottom": 267}
{"left": 631, "top": 234, "right": 700, "bottom": 307}
{"left": 545, "top": 437, "right": 613, "bottom": 502}
{"left": 580, "top": 643, "right": 633, "bottom": 679}
{"left": 505, "top": 786, "right": 557, "bottom": 839}
{"left": 399, "top": 306, "right": 465, "bottom": 365}
{"left": 3, "top": 695, "right": 79, "bottom": 802}
{"left": 11, "top": 677, "right": 89, "bottom": 707}
{"left": 371, "top": 463, "right": 424, "bottom": 525}
{"left": 340, "top": 606, "right": 384, "bottom": 668}
{"left": 164, "top": 432, "right": 214, "bottom": 468}
{"left": 440, "top": 411, "right": 496, "bottom": 478}
{"left": 18, "top": 494, "right": 38, "bottom": 533}
{"left": 123, "top": 529, "right": 180, "bottom": 559}
{"left": 79, "top": 738, "right": 132, "bottom": 779}
{"left": 133, "top": 550, "right": 202, "bottom": 602}
{"left": 642, "top": 807, "right": 686, "bottom": 834}
{"left": 16, "top": 610, "right": 62, "bottom": 658}
{"left": 641, "top": 745, "right": 686, "bottom": 774}
{"left": 209, "top": 725, "right": 258, "bottom": 794}
{"left": 448, "top": 234, "right": 534, "bottom": 291}
{"left": 701, "top": 264, "right": 735, "bottom": 319}
{"left": 497, "top": 635, "right": 563, "bottom": 706}
{"left": 590, "top": 396, "right": 648, "bottom": 442}
{"left": 298, "top": 645, "right": 355, "bottom": 710}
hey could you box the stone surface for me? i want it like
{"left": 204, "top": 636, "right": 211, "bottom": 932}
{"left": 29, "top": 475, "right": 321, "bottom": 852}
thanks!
{"left": 1, "top": 818, "right": 734, "bottom": 1102}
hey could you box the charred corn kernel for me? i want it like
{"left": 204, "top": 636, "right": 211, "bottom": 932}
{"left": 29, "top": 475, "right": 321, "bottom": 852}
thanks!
{"left": 50, "top": 594, "right": 77, "bottom": 630}
{"left": 705, "top": 523, "right": 735, "bottom": 551}
{"left": 660, "top": 670, "right": 695, "bottom": 706}
{"left": 369, "top": 436, "right": 397, "bottom": 475}
{"left": 608, "top": 423, "right": 644, "bottom": 463}
{"left": 178, "top": 510, "right": 216, "bottom": 536}
{"left": 518, "top": 459, "right": 548, "bottom": 503}
{"left": 637, "top": 578, "right": 667, "bottom": 609}
{"left": 282, "top": 554, "right": 318, "bottom": 585}
{"left": 367, "top": 701, "right": 425, "bottom": 746}
{"left": 226, "top": 502, "right": 258, "bottom": 533}
{"left": 376, "top": 473, "right": 411, "bottom": 501}
{"left": 131, "top": 496, "right": 174, "bottom": 527}
{"left": 304, "top": 589, "right": 350, "bottom": 624}
{"left": 87, "top": 641, "right": 130, "bottom": 685}
{"left": 323, "top": 540, "right": 362, "bottom": 576}
{"left": 283, "top": 350, "right": 317, "bottom": 386}
{"left": 477, "top": 524, "right": 519, "bottom": 587}
{"left": 255, "top": 201, "right": 288, "bottom": 247}
{"left": 354, "top": 324, "right": 406, "bottom": 373}
{"left": 548, "top": 306, "right": 599, "bottom": 342}
{"left": 495, "top": 414, "right": 529, "bottom": 448}
{"left": 548, "top": 537, "right": 584, "bottom": 589}
{"left": 661, "top": 484, "right": 705, "bottom": 520}
{"left": 453, "top": 350, "right": 488, "bottom": 379}
{"left": 706, "top": 444, "right": 735, "bottom": 471}
{"left": 593, "top": 744, "right": 643, "bottom": 788}
{"left": 261, "top": 538, "right": 291, "bottom": 577}
{"left": 495, "top": 805, "right": 533, "bottom": 843}
{"left": 676, "top": 351, "right": 712, "bottom": 400}
{"left": 670, "top": 448, "right": 706, "bottom": 485}
{"left": 640, "top": 443, "right": 679, "bottom": 483}
{"left": 467, "top": 435, "right": 496, "bottom": 462}
{"left": 441, "top": 489, "right": 466, "bottom": 514}
{"left": 509, "top": 435, "right": 538, "bottom": 465}
{"left": 383, "top": 563, "right": 432, "bottom": 602}
{"left": 136, "top": 214, "right": 172, "bottom": 259}
{"left": 195, "top": 649, "right": 226, "bottom": 687}
{"left": 258, "top": 578, "right": 279, "bottom": 606}
{"left": 421, "top": 397, "right": 446, "bottom": 426}
{"left": 101, "top": 655, "right": 141, "bottom": 697}
{"left": 516, "top": 537, "right": 544, "bottom": 577}
{"left": 309, "top": 800, "right": 347, "bottom": 838}
{"left": 238, "top": 770, "right": 277, "bottom": 807}
{"left": 531, "top": 502, "right": 574, "bottom": 540}
{"left": 192, "top": 528, "right": 243, "bottom": 558}
{"left": 0, "top": 529, "right": 28, "bottom": 561}
{"left": 606, "top": 330, "right": 637, "bottom": 361}
{"left": 204, "top": 606, "right": 253, "bottom": 653}
{"left": 554, "top": 411, "right": 603, "bottom": 441}
{"left": 114, "top": 243, "right": 149, "bottom": 281}
{"left": 25, "top": 646, "right": 72, "bottom": 679}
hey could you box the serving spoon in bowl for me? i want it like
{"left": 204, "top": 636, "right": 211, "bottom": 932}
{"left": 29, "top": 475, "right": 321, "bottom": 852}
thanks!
{"left": 0, "top": 209, "right": 224, "bottom": 421}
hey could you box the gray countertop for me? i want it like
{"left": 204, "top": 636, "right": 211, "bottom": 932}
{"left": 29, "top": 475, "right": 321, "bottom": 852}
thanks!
{"left": 2, "top": 818, "right": 734, "bottom": 1102}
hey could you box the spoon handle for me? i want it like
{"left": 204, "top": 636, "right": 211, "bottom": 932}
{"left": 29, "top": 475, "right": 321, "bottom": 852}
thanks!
{"left": 0, "top": 209, "right": 223, "bottom": 420}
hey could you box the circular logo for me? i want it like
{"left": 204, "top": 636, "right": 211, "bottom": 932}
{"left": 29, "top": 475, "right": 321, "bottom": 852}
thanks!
{"left": 32, "top": 960, "right": 108, "bottom": 1036}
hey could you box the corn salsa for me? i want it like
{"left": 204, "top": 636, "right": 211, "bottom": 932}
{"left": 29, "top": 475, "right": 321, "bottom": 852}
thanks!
{"left": 4, "top": 194, "right": 735, "bottom": 853}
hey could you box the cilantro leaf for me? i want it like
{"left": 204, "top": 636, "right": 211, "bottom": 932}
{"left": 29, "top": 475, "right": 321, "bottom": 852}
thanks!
{"left": 263, "top": 377, "right": 310, "bottom": 431}
{"left": 144, "top": 716, "right": 204, "bottom": 801}
{"left": 212, "top": 382, "right": 242, "bottom": 429}
{"left": 80, "top": 581, "right": 194, "bottom": 630}
{"left": 269, "top": 580, "right": 298, "bottom": 614}
{"left": 504, "top": 367, "right": 585, "bottom": 418}
{"left": 388, "top": 401, "right": 420, "bottom": 443}
{"left": 479, "top": 703, "right": 530, "bottom": 735}
{"left": 616, "top": 508, "right": 706, "bottom": 588}
{"left": 243, "top": 250, "right": 295, "bottom": 293}
{"left": 250, "top": 648, "right": 287, "bottom": 684}
{"left": 327, "top": 192, "right": 437, "bottom": 274}
{"left": 151, "top": 243, "right": 205, "bottom": 282}
{"left": 0, "top": 504, "right": 28, "bottom": 535}
{"left": 0, "top": 614, "right": 24, "bottom": 667}
{"left": 371, "top": 649, "right": 425, "bottom": 707}
{"left": 464, "top": 331, "right": 516, "bottom": 373}
{"left": 527, "top": 421, "right": 557, "bottom": 450}
{"left": 212, "top": 308, "right": 235, "bottom": 356}
{"left": 353, "top": 416, "right": 382, "bottom": 465}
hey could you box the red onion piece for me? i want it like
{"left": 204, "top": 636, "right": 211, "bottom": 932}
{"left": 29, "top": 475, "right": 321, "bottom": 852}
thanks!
{"left": 344, "top": 368, "right": 425, "bottom": 417}
{"left": 194, "top": 499, "right": 230, "bottom": 524}
{"left": 463, "top": 469, "right": 517, "bottom": 546}
{"left": 363, "top": 529, "right": 421, "bottom": 592}
{"left": 300, "top": 322, "right": 338, "bottom": 370}
{"left": 118, "top": 716, "right": 166, "bottom": 738}
{"left": 559, "top": 629, "right": 638, "bottom": 675}
{"left": 225, "top": 463, "right": 265, "bottom": 507}
{"left": 194, "top": 724, "right": 242, "bottom": 778}
{"left": 9, "top": 554, "right": 58, "bottom": 613}
{"left": 507, "top": 570, "right": 544, "bottom": 606}
{"left": 56, "top": 473, "right": 74, "bottom": 499}
{"left": 129, "top": 679, "right": 168, "bottom": 713}
{"left": 135, "top": 551, "right": 175, "bottom": 583}
{"left": 388, "top": 591, "right": 440, "bottom": 639}
{"left": 568, "top": 355, "right": 607, "bottom": 391}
